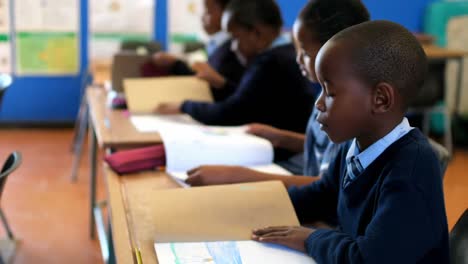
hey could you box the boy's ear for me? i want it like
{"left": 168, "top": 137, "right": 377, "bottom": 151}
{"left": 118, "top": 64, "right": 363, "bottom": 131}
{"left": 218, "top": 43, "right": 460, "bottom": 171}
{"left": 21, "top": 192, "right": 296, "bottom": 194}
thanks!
{"left": 372, "top": 82, "right": 395, "bottom": 114}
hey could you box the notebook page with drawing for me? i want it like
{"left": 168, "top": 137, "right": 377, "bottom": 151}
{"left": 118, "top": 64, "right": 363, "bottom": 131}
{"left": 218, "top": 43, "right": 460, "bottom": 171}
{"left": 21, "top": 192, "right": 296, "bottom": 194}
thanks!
{"left": 148, "top": 182, "right": 315, "bottom": 263}
{"left": 155, "top": 241, "right": 315, "bottom": 264}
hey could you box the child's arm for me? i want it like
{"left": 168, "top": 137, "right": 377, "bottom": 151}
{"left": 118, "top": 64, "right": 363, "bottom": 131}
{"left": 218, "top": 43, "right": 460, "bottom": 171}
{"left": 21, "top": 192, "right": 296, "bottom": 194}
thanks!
{"left": 247, "top": 124, "right": 306, "bottom": 153}
{"left": 185, "top": 165, "right": 319, "bottom": 188}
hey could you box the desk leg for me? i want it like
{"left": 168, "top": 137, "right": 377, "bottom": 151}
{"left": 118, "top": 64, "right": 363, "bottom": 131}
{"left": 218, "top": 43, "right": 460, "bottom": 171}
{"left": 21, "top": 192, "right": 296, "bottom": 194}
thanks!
{"left": 70, "top": 101, "right": 88, "bottom": 182}
{"left": 455, "top": 57, "right": 464, "bottom": 114}
{"left": 89, "top": 119, "right": 98, "bottom": 239}
{"left": 94, "top": 201, "right": 112, "bottom": 264}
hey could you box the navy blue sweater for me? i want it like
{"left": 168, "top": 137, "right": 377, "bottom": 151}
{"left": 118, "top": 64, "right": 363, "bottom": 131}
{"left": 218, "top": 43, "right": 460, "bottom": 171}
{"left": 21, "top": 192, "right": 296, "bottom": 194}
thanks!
{"left": 289, "top": 129, "right": 449, "bottom": 263}
{"left": 172, "top": 40, "right": 245, "bottom": 101}
{"left": 181, "top": 44, "right": 314, "bottom": 133}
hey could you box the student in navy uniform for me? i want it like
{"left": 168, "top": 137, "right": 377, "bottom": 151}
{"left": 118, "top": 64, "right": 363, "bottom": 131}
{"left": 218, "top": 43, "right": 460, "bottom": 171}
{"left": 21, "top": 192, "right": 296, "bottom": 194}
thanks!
{"left": 156, "top": 0, "right": 314, "bottom": 134}
{"left": 252, "top": 20, "right": 449, "bottom": 264}
{"left": 183, "top": 0, "right": 370, "bottom": 186}
{"left": 152, "top": 0, "right": 245, "bottom": 101}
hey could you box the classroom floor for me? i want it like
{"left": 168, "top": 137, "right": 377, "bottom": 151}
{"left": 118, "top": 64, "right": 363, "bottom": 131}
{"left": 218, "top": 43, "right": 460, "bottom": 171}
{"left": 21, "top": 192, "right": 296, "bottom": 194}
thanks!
{"left": 0, "top": 128, "right": 466, "bottom": 264}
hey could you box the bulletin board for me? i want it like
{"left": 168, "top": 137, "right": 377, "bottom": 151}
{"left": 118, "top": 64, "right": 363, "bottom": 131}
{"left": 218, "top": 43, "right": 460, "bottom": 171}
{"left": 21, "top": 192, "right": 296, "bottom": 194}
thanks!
{"left": 168, "top": 0, "right": 206, "bottom": 52}
{"left": 0, "top": 0, "right": 11, "bottom": 73}
{"left": 14, "top": 0, "right": 80, "bottom": 75}
{"left": 89, "top": 0, "right": 155, "bottom": 60}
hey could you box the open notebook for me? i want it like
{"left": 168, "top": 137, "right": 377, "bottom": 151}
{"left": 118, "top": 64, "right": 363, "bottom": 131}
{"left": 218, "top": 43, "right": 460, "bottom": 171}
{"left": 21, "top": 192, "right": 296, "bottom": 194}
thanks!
{"left": 130, "top": 114, "right": 292, "bottom": 186}
{"left": 142, "top": 182, "right": 315, "bottom": 263}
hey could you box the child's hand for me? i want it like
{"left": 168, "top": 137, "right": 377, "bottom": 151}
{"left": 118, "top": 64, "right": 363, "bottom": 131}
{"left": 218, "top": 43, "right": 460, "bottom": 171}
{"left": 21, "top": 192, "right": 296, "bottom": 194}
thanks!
{"left": 153, "top": 102, "right": 182, "bottom": 114}
{"left": 185, "top": 165, "right": 253, "bottom": 186}
{"left": 152, "top": 52, "right": 178, "bottom": 67}
{"left": 252, "top": 226, "right": 316, "bottom": 253}
{"left": 247, "top": 124, "right": 284, "bottom": 147}
{"left": 192, "top": 62, "right": 226, "bottom": 89}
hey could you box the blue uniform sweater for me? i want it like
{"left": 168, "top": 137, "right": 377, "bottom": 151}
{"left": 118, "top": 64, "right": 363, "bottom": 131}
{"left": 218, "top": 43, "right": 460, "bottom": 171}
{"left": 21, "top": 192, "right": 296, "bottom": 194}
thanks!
{"left": 289, "top": 129, "right": 449, "bottom": 263}
{"left": 181, "top": 44, "right": 315, "bottom": 133}
{"left": 172, "top": 40, "right": 245, "bottom": 101}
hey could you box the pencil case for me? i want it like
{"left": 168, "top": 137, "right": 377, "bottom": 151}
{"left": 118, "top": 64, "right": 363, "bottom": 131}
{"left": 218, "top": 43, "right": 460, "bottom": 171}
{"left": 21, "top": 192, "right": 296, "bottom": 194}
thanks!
{"left": 104, "top": 144, "right": 166, "bottom": 174}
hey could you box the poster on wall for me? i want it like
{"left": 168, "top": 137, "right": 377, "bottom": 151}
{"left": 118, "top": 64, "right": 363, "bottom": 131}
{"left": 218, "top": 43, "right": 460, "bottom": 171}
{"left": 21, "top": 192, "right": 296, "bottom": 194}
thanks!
{"left": 89, "top": 0, "right": 155, "bottom": 60}
{"left": 14, "top": 0, "right": 79, "bottom": 75}
{"left": 168, "top": 0, "right": 206, "bottom": 53}
{"left": 0, "top": 0, "right": 11, "bottom": 73}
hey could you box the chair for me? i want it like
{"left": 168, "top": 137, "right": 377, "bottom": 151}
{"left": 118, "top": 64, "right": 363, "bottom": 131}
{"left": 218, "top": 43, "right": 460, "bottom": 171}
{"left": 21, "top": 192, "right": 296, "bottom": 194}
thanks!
{"left": 120, "top": 40, "right": 162, "bottom": 55}
{"left": 450, "top": 209, "right": 468, "bottom": 264}
{"left": 0, "top": 152, "right": 21, "bottom": 264}
{"left": 0, "top": 152, "right": 21, "bottom": 240}
{"left": 428, "top": 138, "right": 450, "bottom": 178}
{"left": 409, "top": 60, "right": 453, "bottom": 156}
{"left": 0, "top": 74, "right": 12, "bottom": 103}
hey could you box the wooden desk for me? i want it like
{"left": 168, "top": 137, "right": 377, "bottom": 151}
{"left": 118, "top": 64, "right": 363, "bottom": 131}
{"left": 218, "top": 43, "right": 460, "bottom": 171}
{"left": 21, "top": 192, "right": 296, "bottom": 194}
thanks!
{"left": 87, "top": 88, "right": 162, "bottom": 149}
{"left": 86, "top": 87, "right": 162, "bottom": 245}
{"left": 424, "top": 45, "right": 466, "bottom": 60}
{"left": 105, "top": 167, "right": 179, "bottom": 264}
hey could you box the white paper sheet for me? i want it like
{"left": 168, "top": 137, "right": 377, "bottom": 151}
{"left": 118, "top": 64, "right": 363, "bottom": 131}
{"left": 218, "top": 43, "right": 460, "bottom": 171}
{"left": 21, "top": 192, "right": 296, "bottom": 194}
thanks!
{"left": 90, "top": 0, "right": 154, "bottom": 34}
{"left": 0, "top": 42, "right": 11, "bottom": 73}
{"left": 0, "top": 0, "right": 10, "bottom": 32}
{"left": 130, "top": 114, "right": 202, "bottom": 132}
{"left": 160, "top": 127, "right": 273, "bottom": 172}
{"left": 169, "top": 164, "right": 292, "bottom": 188}
{"left": 130, "top": 114, "right": 248, "bottom": 135}
{"left": 155, "top": 240, "right": 315, "bottom": 264}
{"left": 131, "top": 114, "right": 273, "bottom": 174}
{"left": 15, "top": 0, "right": 79, "bottom": 31}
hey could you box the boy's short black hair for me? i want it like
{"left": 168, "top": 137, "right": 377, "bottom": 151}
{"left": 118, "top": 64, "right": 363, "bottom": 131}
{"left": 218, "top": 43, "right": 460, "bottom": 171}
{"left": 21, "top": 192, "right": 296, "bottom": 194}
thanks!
{"left": 299, "top": 0, "right": 370, "bottom": 45}
{"left": 214, "top": 0, "right": 231, "bottom": 9}
{"left": 225, "top": 0, "right": 283, "bottom": 30}
{"left": 331, "top": 20, "right": 427, "bottom": 108}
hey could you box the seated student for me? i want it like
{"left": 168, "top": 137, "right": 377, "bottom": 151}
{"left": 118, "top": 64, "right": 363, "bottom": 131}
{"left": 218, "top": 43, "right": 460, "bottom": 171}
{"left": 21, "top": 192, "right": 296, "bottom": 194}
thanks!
{"left": 252, "top": 21, "right": 449, "bottom": 263}
{"left": 185, "top": 0, "right": 370, "bottom": 187}
{"left": 155, "top": 0, "right": 314, "bottom": 133}
{"left": 153, "top": 0, "right": 245, "bottom": 101}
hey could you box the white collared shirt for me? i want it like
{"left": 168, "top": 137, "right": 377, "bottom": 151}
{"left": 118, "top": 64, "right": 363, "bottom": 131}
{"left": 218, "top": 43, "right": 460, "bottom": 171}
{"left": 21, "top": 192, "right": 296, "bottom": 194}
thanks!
{"left": 346, "top": 118, "right": 414, "bottom": 172}
{"left": 206, "top": 31, "right": 231, "bottom": 56}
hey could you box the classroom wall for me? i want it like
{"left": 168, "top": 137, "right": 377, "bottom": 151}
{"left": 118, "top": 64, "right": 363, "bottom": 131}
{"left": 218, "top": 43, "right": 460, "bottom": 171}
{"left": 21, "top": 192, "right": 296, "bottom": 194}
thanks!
{"left": 0, "top": 0, "right": 441, "bottom": 124}
{"left": 0, "top": 0, "right": 89, "bottom": 124}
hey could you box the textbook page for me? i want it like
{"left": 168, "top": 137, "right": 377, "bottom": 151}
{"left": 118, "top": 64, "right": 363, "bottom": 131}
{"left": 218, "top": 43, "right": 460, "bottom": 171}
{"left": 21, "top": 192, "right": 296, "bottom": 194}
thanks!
{"left": 124, "top": 77, "right": 213, "bottom": 114}
{"left": 135, "top": 181, "right": 299, "bottom": 242}
{"left": 160, "top": 128, "right": 273, "bottom": 172}
{"left": 130, "top": 114, "right": 202, "bottom": 133}
{"left": 130, "top": 114, "right": 248, "bottom": 134}
{"left": 169, "top": 164, "right": 292, "bottom": 188}
{"left": 155, "top": 240, "right": 315, "bottom": 264}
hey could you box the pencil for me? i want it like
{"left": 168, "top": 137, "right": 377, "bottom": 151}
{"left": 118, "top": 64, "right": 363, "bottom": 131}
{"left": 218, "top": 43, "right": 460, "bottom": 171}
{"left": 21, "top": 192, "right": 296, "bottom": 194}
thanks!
{"left": 121, "top": 180, "right": 143, "bottom": 264}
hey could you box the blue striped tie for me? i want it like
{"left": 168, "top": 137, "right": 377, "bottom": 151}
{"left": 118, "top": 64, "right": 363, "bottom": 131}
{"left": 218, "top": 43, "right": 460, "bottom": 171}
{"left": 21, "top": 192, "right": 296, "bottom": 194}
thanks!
{"left": 343, "top": 156, "right": 362, "bottom": 188}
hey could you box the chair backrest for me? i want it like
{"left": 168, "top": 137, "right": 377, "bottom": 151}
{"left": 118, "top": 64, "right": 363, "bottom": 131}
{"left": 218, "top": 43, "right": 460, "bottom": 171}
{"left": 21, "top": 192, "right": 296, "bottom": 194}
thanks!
{"left": 0, "top": 152, "right": 22, "bottom": 199}
{"left": 428, "top": 138, "right": 450, "bottom": 178}
{"left": 446, "top": 15, "right": 468, "bottom": 115}
{"left": 0, "top": 74, "right": 12, "bottom": 104}
{"left": 120, "top": 41, "right": 162, "bottom": 55}
{"left": 450, "top": 209, "right": 468, "bottom": 264}
{"left": 111, "top": 52, "right": 153, "bottom": 93}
